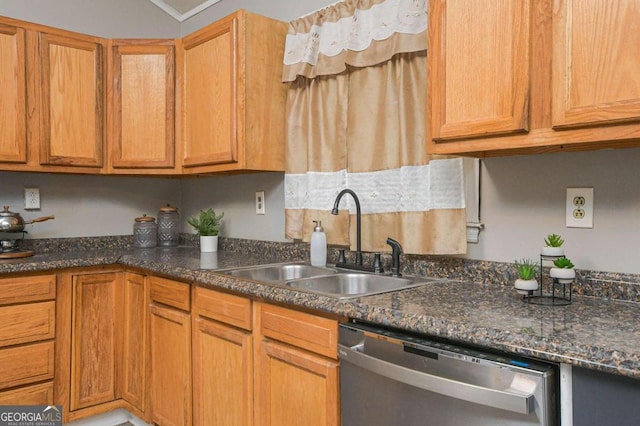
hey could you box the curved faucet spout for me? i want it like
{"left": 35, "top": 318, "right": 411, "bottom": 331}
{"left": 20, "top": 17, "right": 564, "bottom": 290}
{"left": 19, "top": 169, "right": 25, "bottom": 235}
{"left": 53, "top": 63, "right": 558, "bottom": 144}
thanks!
{"left": 331, "top": 189, "right": 363, "bottom": 265}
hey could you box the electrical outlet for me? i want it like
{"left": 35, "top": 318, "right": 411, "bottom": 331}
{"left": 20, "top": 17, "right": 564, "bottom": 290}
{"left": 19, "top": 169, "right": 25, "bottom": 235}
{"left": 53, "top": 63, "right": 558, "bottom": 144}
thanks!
{"left": 255, "top": 191, "right": 265, "bottom": 215}
{"left": 566, "top": 187, "right": 593, "bottom": 228}
{"left": 24, "top": 187, "right": 40, "bottom": 210}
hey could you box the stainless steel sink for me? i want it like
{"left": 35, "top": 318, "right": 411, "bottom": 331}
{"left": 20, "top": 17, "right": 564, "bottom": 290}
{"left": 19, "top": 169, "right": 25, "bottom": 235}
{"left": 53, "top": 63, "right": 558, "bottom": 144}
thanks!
{"left": 284, "top": 273, "right": 438, "bottom": 299}
{"left": 221, "top": 263, "right": 337, "bottom": 283}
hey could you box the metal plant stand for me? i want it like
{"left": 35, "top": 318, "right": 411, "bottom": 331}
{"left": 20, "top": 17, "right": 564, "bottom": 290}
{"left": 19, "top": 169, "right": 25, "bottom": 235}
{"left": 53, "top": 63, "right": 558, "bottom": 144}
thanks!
{"left": 522, "top": 254, "right": 572, "bottom": 306}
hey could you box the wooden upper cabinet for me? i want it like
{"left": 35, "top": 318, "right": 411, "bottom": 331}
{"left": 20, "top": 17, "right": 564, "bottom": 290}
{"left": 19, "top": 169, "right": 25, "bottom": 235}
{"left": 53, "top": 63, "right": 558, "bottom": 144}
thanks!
{"left": 429, "top": 0, "right": 531, "bottom": 141}
{"left": 38, "top": 31, "right": 105, "bottom": 168}
{"left": 0, "top": 22, "right": 27, "bottom": 164}
{"left": 179, "top": 10, "right": 287, "bottom": 173}
{"left": 109, "top": 40, "right": 176, "bottom": 173}
{"left": 552, "top": 0, "right": 640, "bottom": 129}
{"left": 428, "top": 0, "right": 640, "bottom": 156}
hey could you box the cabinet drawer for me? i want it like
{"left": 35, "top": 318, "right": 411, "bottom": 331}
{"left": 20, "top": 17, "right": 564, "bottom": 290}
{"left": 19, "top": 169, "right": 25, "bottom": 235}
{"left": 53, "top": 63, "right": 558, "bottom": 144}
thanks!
{"left": 194, "top": 287, "right": 251, "bottom": 331}
{"left": 0, "top": 382, "right": 54, "bottom": 405}
{"left": 0, "top": 301, "right": 55, "bottom": 348}
{"left": 259, "top": 304, "right": 338, "bottom": 359}
{"left": 0, "top": 341, "right": 55, "bottom": 390}
{"left": 0, "top": 274, "right": 56, "bottom": 305}
{"left": 149, "top": 276, "right": 190, "bottom": 311}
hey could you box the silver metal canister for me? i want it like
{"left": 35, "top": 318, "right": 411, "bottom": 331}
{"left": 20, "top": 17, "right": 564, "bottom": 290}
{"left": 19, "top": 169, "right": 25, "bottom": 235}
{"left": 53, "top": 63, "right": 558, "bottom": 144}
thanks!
{"left": 133, "top": 214, "right": 157, "bottom": 248}
{"left": 157, "top": 204, "right": 180, "bottom": 247}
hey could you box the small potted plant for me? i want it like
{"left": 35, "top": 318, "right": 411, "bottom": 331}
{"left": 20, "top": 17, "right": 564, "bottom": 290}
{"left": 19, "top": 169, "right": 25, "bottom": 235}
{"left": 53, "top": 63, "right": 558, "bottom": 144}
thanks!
{"left": 550, "top": 257, "right": 575, "bottom": 283}
{"left": 187, "top": 208, "right": 224, "bottom": 252}
{"left": 514, "top": 258, "right": 539, "bottom": 294}
{"left": 542, "top": 233, "right": 564, "bottom": 257}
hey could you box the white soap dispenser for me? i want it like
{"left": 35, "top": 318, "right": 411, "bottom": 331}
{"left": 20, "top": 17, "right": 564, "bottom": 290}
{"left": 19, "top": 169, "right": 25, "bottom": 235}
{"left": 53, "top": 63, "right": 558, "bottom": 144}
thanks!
{"left": 310, "top": 220, "right": 327, "bottom": 267}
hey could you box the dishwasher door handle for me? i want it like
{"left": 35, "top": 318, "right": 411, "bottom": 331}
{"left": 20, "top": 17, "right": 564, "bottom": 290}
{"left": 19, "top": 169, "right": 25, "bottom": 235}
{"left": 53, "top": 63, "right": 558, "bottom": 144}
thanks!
{"left": 339, "top": 343, "right": 534, "bottom": 415}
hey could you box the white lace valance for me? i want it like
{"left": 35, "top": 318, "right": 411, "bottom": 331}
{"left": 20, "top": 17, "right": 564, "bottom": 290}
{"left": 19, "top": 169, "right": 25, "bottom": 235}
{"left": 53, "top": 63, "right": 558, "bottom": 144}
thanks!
{"left": 282, "top": 0, "right": 427, "bottom": 81}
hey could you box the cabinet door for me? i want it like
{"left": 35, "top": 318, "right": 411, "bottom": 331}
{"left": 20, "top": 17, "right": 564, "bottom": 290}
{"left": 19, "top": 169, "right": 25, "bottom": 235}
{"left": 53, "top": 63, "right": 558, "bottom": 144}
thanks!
{"left": 181, "top": 17, "right": 237, "bottom": 168}
{"left": 149, "top": 303, "right": 192, "bottom": 426}
{"left": 192, "top": 317, "right": 252, "bottom": 426}
{"left": 39, "top": 32, "right": 105, "bottom": 168}
{"left": 121, "top": 272, "right": 148, "bottom": 415}
{"left": 255, "top": 339, "right": 339, "bottom": 426}
{"left": 0, "top": 23, "right": 27, "bottom": 163}
{"left": 70, "top": 272, "right": 119, "bottom": 411}
{"left": 429, "top": 0, "right": 531, "bottom": 140}
{"left": 552, "top": 0, "right": 640, "bottom": 129}
{"left": 110, "top": 40, "right": 175, "bottom": 171}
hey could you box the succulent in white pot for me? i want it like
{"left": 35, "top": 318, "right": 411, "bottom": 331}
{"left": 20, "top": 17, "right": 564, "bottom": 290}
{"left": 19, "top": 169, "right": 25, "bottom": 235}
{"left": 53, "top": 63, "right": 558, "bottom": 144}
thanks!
{"left": 550, "top": 257, "right": 575, "bottom": 284}
{"left": 541, "top": 233, "right": 565, "bottom": 257}
{"left": 187, "top": 208, "right": 224, "bottom": 252}
{"left": 514, "top": 258, "right": 539, "bottom": 295}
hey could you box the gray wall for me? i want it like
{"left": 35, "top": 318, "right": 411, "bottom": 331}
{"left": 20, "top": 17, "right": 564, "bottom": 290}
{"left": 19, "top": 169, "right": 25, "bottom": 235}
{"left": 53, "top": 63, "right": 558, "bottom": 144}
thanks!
{"left": 2, "top": 0, "right": 640, "bottom": 274}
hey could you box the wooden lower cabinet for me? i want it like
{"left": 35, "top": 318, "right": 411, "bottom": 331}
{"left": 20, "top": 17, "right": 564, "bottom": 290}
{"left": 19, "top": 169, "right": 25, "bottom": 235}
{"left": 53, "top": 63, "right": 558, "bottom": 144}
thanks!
{"left": 70, "top": 272, "right": 121, "bottom": 411}
{"left": 149, "top": 290, "right": 192, "bottom": 426}
{"left": 0, "top": 382, "right": 54, "bottom": 405}
{"left": 254, "top": 302, "right": 340, "bottom": 426}
{"left": 192, "top": 287, "right": 253, "bottom": 426}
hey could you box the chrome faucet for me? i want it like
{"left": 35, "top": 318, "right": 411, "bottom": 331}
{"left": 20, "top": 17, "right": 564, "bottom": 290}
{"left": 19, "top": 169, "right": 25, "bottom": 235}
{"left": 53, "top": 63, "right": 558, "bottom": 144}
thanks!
{"left": 332, "top": 189, "right": 366, "bottom": 268}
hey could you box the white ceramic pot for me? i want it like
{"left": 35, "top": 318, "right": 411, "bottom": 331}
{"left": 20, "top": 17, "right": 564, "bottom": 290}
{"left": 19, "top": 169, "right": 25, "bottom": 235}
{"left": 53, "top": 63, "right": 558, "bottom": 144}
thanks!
{"left": 199, "top": 252, "right": 218, "bottom": 269}
{"left": 550, "top": 267, "right": 575, "bottom": 283}
{"left": 541, "top": 246, "right": 564, "bottom": 257}
{"left": 200, "top": 235, "right": 218, "bottom": 252}
{"left": 514, "top": 278, "right": 538, "bottom": 295}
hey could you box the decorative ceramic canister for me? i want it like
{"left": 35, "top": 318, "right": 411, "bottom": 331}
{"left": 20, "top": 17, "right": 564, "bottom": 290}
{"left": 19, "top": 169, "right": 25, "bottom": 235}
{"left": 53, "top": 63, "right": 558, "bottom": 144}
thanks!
{"left": 157, "top": 204, "right": 180, "bottom": 247}
{"left": 133, "top": 214, "right": 157, "bottom": 248}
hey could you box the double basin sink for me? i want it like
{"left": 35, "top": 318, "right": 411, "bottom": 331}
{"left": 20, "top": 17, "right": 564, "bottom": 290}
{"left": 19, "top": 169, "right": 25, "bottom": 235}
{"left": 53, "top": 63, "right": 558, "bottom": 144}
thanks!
{"left": 217, "top": 263, "right": 440, "bottom": 299}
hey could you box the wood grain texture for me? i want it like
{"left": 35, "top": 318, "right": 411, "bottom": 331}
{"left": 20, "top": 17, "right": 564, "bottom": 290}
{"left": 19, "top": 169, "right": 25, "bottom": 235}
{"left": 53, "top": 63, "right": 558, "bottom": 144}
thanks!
{"left": 0, "top": 382, "right": 54, "bottom": 405}
{"left": 0, "top": 23, "right": 27, "bottom": 163}
{"left": 110, "top": 40, "right": 176, "bottom": 171}
{"left": 39, "top": 31, "right": 105, "bottom": 168}
{"left": 149, "top": 303, "right": 192, "bottom": 426}
{"left": 258, "top": 303, "right": 338, "bottom": 360}
{"left": 193, "top": 286, "right": 252, "bottom": 331}
{"left": 0, "top": 301, "right": 55, "bottom": 347}
{"left": 192, "top": 316, "right": 252, "bottom": 426}
{"left": 552, "top": 0, "right": 640, "bottom": 128}
{"left": 149, "top": 275, "right": 191, "bottom": 311}
{"left": 121, "top": 272, "right": 148, "bottom": 415}
{"left": 70, "top": 272, "right": 119, "bottom": 411}
{"left": 0, "top": 342, "right": 55, "bottom": 390}
{"left": 0, "top": 274, "right": 56, "bottom": 305}
{"left": 254, "top": 339, "right": 339, "bottom": 426}
{"left": 428, "top": 0, "right": 640, "bottom": 156}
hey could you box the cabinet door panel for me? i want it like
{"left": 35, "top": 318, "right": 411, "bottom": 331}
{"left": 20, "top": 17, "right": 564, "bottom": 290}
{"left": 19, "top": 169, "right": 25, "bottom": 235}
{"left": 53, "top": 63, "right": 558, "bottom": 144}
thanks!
{"left": 0, "top": 23, "right": 27, "bottom": 163}
{"left": 111, "top": 41, "right": 175, "bottom": 169}
{"left": 182, "top": 18, "right": 237, "bottom": 168}
{"left": 552, "top": 0, "right": 640, "bottom": 128}
{"left": 121, "top": 272, "right": 147, "bottom": 412}
{"left": 430, "top": 0, "right": 530, "bottom": 140}
{"left": 39, "top": 32, "right": 104, "bottom": 167}
{"left": 255, "top": 339, "right": 339, "bottom": 426}
{"left": 193, "top": 317, "right": 252, "bottom": 426}
{"left": 149, "top": 303, "right": 192, "bottom": 426}
{"left": 70, "top": 273, "right": 118, "bottom": 410}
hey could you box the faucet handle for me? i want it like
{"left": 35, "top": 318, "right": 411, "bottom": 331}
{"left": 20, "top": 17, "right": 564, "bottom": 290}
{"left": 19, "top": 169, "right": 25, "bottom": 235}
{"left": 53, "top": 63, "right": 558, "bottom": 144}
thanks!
{"left": 337, "top": 249, "right": 347, "bottom": 264}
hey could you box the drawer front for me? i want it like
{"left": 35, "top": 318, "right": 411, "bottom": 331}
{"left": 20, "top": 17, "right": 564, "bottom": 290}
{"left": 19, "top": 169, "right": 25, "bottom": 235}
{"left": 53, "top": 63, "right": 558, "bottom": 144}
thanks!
{"left": 259, "top": 303, "right": 338, "bottom": 359}
{"left": 194, "top": 286, "right": 252, "bottom": 330}
{"left": 0, "top": 301, "right": 55, "bottom": 348}
{"left": 0, "top": 382, "right": 54, "bottom": 405}
{"left": 0, "top": 274, "right": 56, "bottom": 305}
{"left": 149, "top": 276, "right": 190, "bottom": 311}
{"left": 0, "top": 341, "right": 55, "bottom": 390}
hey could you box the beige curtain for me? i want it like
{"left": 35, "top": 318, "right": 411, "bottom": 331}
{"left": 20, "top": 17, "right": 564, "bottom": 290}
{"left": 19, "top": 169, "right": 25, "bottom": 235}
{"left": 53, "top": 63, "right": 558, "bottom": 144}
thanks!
{"left": 284, "top": 0, "right": 467, "bottom": 255}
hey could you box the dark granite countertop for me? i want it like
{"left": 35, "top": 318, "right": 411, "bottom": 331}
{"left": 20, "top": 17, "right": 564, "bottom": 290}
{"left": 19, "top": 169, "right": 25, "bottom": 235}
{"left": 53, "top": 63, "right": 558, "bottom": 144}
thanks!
{"left": 1, "top": 245, "right": 639, "bottom": 380}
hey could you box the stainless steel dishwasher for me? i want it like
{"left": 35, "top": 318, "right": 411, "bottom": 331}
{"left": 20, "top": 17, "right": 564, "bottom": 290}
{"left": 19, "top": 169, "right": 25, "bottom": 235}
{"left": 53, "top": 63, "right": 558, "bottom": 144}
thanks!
{"left": 339, "top": 322, "right": 557, "bottom": 426}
